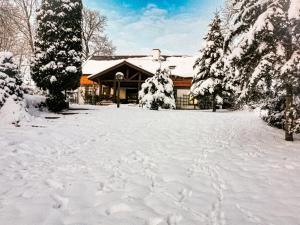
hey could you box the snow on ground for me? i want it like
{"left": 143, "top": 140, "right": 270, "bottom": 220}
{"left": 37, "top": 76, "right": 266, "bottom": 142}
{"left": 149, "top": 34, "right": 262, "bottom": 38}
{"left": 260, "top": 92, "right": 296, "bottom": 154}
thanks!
{"left": 0, "top": 105, "right": 300, "bottom": 225}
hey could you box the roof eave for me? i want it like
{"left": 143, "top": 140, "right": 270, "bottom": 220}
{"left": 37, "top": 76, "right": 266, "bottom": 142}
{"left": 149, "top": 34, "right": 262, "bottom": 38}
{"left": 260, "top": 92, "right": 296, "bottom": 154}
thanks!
{"left": 88, "top": 60, "right": 154, "bottom": 81}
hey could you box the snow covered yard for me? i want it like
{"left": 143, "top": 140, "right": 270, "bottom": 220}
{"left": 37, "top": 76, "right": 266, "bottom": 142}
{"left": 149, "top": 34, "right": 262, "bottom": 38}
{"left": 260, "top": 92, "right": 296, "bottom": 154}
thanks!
{"left": 0, "top": 106, "right": 300, "bottom": 225}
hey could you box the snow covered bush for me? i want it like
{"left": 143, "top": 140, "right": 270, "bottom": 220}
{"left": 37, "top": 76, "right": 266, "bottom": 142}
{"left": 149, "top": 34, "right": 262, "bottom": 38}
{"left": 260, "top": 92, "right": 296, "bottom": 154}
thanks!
{"left": 261, "top": 97, "right": 286, "bottom": 129}
{"left": 225, "top": 0, "right": 300, "bottom": 140}
{"left": 0, "top": 52, "right": 29, "bottom": 126}
{"left": 31, "top": 0, "right": 83, "bottom": 112}
{"left": 191, "top": 14, "right": 230, "bottom": 112}
{"left": 0, "top": 52, "right": 23, "bottom": 109}
{"left": 139, "top": 69, "right": 176, "bottom": 110}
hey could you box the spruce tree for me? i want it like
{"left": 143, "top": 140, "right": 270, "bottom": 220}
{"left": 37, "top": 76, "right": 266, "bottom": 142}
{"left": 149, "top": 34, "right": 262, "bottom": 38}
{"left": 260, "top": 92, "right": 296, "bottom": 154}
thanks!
{"left": 139, "top": 69, "right": 176, "bottom": 110}
{"left": 191, "top": 14, "right": 227, "bottom": 112}
{"left": 32, "top": 0, "right": 83, "bottom": 112}
{"left": 0, "top": 52, "right": 23, "bottom": 109}
{"left": 225, "top": 0, "right": 300, "bottom": 141}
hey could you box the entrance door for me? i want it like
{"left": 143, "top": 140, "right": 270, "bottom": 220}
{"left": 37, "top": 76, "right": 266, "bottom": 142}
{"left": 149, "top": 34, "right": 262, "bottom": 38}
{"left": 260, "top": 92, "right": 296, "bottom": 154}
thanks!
{"left": 126, "top": 88, "right": 138, "bottom": 103}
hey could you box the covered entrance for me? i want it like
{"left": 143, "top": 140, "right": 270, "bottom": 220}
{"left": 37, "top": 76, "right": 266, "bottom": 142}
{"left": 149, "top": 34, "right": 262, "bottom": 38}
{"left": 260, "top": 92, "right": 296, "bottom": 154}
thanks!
{"left": 126, "top": 88, "right": 139, "bottom": 103}
{"left": 88, "top": 61, "right": 154, "bottom": 104}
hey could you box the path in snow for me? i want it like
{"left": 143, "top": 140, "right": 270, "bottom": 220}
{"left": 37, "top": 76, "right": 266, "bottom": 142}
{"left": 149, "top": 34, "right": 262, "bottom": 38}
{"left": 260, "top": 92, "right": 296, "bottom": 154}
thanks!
{"left": 0, "top": 105, "right": 300, "bottom": 225}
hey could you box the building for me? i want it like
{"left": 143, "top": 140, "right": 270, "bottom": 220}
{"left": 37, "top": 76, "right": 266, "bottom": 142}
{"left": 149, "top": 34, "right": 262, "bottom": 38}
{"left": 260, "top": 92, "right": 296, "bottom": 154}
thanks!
{"left": 78, "top": 49, "right": 197, "bottom": 109}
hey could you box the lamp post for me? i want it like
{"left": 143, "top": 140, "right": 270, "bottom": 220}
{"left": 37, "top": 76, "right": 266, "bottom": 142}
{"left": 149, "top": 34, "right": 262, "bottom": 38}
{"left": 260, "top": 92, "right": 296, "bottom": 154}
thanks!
{"left": 115, "top": 72, "right": 124, "bottom": 108}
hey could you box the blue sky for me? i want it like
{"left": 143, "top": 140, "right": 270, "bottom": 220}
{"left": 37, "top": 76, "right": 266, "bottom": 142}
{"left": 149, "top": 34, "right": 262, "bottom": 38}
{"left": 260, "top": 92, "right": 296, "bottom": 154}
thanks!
{"left": 83, "top": 0, "right": 225, "bottom": 55}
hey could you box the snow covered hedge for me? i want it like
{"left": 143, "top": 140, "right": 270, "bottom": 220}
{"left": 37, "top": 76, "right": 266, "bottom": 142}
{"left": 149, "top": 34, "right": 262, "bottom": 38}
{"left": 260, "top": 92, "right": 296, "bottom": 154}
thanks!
{"left": 139, "top": 69, "right": 176, "bottom": 110}
{"left": 0, "top": 52, "right": 23, "bottom": 108}
{"left": 260, "top": 96, "right": 300, "bottom": 134}
{"left": 0, "top": 52, "right": 47, "bottom": 126}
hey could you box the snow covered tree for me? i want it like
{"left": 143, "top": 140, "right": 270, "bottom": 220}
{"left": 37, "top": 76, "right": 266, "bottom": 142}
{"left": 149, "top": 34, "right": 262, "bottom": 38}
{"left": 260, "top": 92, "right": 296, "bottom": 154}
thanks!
{"left": 139, "top": 69, "right": 176, "bottom": 110}
{"left": 0, "top": 52, "right": 23, "bottom": 108}
{"left": 191, "top": 14, "right": 228, "bottom": 112}
{"left": 31, "top": 0, "right": 83, "bottom": 112}
{"left": 225, "top": 0, "right": 300, "bottom": 141}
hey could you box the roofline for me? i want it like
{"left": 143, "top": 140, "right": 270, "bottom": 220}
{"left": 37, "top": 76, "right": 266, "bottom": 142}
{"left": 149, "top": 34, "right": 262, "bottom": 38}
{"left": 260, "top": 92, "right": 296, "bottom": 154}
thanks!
{"left": 88, "top": 60, "right": 154, "bottom": 80}
{"left": 90, "top": 54, "right": 192, "bottom": 61}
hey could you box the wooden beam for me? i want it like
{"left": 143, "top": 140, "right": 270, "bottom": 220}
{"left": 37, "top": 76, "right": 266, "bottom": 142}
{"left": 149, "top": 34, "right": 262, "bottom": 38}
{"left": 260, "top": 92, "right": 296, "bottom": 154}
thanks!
{"left": 126, "top": 68, "right": 130, "bottom": 79}
{"left": 113, "top": 78, "right": 117, "bottom": 102}
{"left": 97, "top": 79, "right": 102, "bottom": 96}
{"left": 137, "top": 72, "right": 142, "bottom": 103}
{"left": 99, "top": 83, "right": 102, "bottom": 95}
{"left": 128, "top": 72, "right": 139, "bottom": 80}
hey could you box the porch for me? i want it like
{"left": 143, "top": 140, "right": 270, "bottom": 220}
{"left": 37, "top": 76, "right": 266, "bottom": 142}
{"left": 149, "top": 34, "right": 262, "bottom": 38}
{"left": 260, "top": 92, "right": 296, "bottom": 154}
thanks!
{"left": 87, "top": 61, "right": 154, "bottom": 104}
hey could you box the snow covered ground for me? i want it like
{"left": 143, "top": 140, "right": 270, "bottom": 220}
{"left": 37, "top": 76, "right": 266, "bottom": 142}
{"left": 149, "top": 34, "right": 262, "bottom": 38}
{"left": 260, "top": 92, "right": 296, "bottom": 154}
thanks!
{"left": 0, "top": 105, "right": 300, "bottom": 225}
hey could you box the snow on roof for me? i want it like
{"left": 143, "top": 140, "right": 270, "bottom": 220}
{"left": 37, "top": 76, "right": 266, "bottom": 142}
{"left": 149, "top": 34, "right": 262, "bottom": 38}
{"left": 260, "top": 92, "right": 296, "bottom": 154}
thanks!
{"left": 82, "top": 59, "right": 125, "bottom": 75}
{"left": 83, "top": 55, "right": 197, "bottom": 78}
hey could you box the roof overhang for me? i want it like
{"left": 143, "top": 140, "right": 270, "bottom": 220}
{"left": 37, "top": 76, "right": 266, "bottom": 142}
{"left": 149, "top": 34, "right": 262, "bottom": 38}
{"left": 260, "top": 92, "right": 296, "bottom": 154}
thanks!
{"left": 88, "top": 60, "right": 154, "bottom": 81}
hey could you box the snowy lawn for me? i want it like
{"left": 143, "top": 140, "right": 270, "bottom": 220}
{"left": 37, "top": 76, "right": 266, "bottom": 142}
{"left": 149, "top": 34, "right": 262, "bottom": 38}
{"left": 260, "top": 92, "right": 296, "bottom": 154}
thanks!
{"left": 0, "top": 105, "right": 300, "bottom": 225}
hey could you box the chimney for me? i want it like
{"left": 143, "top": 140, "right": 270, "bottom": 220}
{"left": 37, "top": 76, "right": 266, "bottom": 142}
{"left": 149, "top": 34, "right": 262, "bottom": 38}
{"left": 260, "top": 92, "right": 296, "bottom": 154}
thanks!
{"left": 152, "top": 49, "right": 161, "bottom": 61}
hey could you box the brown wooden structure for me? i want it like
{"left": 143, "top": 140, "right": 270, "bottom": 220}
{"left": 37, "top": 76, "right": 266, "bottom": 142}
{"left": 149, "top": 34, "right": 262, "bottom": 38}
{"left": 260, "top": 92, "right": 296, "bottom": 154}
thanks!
{"left": 88, "top": 61, "right": 154, "bottom": 103}
{"left": 82, "top": 58, "right": 194, "bottom": 105}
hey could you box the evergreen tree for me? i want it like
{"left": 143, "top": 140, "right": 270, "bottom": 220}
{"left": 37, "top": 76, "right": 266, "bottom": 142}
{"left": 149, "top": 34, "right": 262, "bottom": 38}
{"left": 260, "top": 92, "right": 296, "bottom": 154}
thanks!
{"left": 191, "top": 14, "right": 227, "bottom": 112}
{"left": 0, "top": 52, "right": 23, "bottom": 109}
{"left": 225, "top": 0, "right": 300, "bottom": 141}
{"left": 32, "top": 0, "right": 83, "bottom": 112}
{"left": 139, "top": 69, "right": 176, "bottom": 110}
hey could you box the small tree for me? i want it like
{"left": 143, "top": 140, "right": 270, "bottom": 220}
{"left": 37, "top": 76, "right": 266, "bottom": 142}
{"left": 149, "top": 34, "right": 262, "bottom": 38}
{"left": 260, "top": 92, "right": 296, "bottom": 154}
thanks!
{"left": 191, "top": 14, "right": 227, "bottom": 112}
{"left": 32, "top": 0, "right": 83, "bottom": 112}
{"left": 139, "top": 69, "right": 176, "bottom": 110}
{"left": 0, "top": 52, "right": 23, "bottom": 108}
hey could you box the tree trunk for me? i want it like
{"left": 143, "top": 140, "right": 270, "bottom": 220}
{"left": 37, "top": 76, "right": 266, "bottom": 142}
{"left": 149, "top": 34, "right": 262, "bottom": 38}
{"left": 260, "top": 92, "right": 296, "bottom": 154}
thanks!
{"left": 285, "top": 87, "right": 294, "bottom": 141}
{"left": 212, "top": 94, "right": 216, "bottom": 112}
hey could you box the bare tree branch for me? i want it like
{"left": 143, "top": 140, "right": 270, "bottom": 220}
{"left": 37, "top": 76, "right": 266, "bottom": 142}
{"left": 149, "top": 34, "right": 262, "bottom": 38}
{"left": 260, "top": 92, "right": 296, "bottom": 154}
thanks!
{"left": 82, "top": 7, "right": 116, "bottom": 59}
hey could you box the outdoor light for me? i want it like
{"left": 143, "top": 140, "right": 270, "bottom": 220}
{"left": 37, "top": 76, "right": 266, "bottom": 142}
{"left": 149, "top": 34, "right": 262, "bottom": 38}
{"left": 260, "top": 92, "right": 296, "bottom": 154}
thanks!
{"left": 115, "top": 72, "right": 124, "bottom": 81}
{"left": 115, "top": 72, "right": 124, "bottom": 108}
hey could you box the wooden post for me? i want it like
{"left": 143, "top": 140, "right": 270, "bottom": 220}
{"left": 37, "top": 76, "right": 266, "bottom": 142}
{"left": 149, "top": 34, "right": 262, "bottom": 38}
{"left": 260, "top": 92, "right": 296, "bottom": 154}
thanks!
{"left": 98, "top": 80, "right": 102, "bottom": 96}
{"left": 113, "top": 78, "right": 117, "bottom": 103}
{"left": 126, "top": 68, "right": 130, "bottom": 79}
{"left": 108, "top": 86, "right": 112, "bottom": 97}
{"left": 137, "top": 73, "right": 142, "bottom": 103}
{"left": 92, "top": 84, "right": 96, "bottom": 105}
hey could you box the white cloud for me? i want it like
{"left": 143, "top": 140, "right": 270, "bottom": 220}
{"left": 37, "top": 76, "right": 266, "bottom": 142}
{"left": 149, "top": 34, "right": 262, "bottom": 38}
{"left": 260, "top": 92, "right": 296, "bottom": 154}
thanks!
{"left": 86, "top": 2, "right": 216, "bottom": 55}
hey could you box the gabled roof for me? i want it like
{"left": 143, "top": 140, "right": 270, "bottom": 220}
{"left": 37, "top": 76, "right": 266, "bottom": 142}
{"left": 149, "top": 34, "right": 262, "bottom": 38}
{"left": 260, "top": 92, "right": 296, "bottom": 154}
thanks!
{"left": 88, "top": 60, "right": 154, "bottom": 80}
{"left": 83, "top": 55, "right": 197, "bottom": 78}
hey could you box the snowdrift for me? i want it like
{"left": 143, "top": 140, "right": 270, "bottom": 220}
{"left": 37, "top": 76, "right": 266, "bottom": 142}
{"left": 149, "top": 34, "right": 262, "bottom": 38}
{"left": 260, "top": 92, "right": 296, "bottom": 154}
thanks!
{"left": 0, "top": 94, "right": 46, "bottom": 127}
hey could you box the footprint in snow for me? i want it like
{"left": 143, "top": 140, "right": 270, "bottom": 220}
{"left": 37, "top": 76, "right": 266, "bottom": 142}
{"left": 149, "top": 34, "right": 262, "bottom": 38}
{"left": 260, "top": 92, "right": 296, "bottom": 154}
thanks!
{"left": 178, "top": 188, "right": 192, "bottom": 202}
{"left": 45, "top": 179, "right": 64, "bottom": 190}
{"left": 285, "top": 164, "right": 295, "bottom": 170}
{"left": 167, "top": 214, "right": 182, "bottom": 225}
{"left": 105, "top": 203, "right": 132, "bottom": 215}
{"left": 146, "top": 217, "right": 164, "bottom": 225}
{"left": 51, "top": 194, "right": 69, "bottom": 209}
